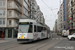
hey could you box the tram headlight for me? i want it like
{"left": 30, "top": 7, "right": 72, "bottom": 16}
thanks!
{"left": 24, "top": 37, "right": 25, "bottom": 39}
{"left": 19, "top": 37, "right": 20, "bottom": 39}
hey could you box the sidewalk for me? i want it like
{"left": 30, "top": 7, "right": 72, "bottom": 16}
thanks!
{"left": 0, "top": 38, "right": 17, "bottom": 44}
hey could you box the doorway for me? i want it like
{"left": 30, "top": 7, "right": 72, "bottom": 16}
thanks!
{"left": 0, "top": 31, "right": 5, "bottom": 38}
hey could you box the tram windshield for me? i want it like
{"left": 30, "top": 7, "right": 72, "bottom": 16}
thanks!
{"left": 18, "top": 22, "right": 33, "bottom": 33}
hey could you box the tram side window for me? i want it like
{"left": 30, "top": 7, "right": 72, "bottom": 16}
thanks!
{"left": 34, "top": 25, "right": 37, "bottom": 32}
{"left": 28, "top": 25, "right": 32, "bottom": 33}
{"left": 37, "top": 26, "right": 41, "bottom": 32}
{"left": 44, "top": 27, "right": 46, "bottom": 30}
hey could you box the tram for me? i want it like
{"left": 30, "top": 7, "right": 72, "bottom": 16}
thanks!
{"left": 17, "top": 19, "right": 50, "bottom": 42}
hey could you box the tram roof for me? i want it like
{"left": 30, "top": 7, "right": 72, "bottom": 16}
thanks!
{"left": 19, "top": 19, "right": 37, "bottom": 23}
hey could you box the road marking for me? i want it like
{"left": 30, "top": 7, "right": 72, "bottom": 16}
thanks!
{"left": 52, "top": 38, "right": 67, "bottom": 40}
{"left": 38, "top": 39, "right": 62, "bottom": 50}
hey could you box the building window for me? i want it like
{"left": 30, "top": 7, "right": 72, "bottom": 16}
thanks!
{"left": 0, "top": 1, "right": 5, "bottom": 7}
{"left": 9, "top": 11, "right": 12, "bottom": 16}
{"left": 3, "top": 1, "right": 5, "bottom": 6}
{"left": 0, "top": 19, "right": 2, "bottom": 25}
{"left": 73, "top": 0, "right": 74, "bottom": 2}
{"left": 3, "top": 19, "right": 5, "bottom": 25}
{"left": 9, "top": 20, "right": 11, "bottom": 25}
{"left": 0, "top": 10, "right": 2, "bottom": 16}
{"left": 0, "top": 10, "right": 6, "bottom": 17}
{"left": 3, "top": 11, "right": 5, "bottom": 15}
{"left": 0, "top": 19, "right": 5, "bottom": 25}
{"left": 9, "top": 2, "right": 12, "bottom": 7}
{"left": 64, "top": 25, "right": 65, "bottom": 29}
{"left": 0, "top": 2, "right": 2, "bottom": 6}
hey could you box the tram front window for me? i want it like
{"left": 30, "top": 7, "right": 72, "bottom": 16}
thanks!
{"left": 18, "top": 25, "right": 33, "bottom": 33}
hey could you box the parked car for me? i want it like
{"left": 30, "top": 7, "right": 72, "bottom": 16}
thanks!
{"left": 57, "top": 31, "right": 62, "bottom": 35}
{"left": 68, "top": 33, "right": 75, "bottom": 40}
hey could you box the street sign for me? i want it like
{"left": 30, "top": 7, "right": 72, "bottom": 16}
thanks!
{"left": 67, "top": 27, "right": 70, "bottom": 29}
{"left": 3, "top": 28, "right": 4, "bottom": 30}
{"left": 69, "top": 18, "right": 71, "bottom": 20}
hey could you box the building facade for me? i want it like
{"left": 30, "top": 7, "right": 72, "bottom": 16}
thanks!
{"left": 57, "top": 0, "right": 69, "bottom": 32}
{"left": 0, "top": 0, "right": 45, "bottom": 38}
{"left": 63, "top": 0, "right": 69, "bottom": 29}
{"left": 0, "top": 0, "right": 24, "bottom": 38}
{"left": 68, "top": 0, "right": 75, "bottom": 34}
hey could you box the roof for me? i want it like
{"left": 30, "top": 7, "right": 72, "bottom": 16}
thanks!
{"left": 19, "top": 19, "right": 37, "bottom": 23}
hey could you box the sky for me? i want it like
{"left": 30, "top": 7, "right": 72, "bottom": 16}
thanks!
{"left": 36, "top": 0, "right": 63, "bottom": 30}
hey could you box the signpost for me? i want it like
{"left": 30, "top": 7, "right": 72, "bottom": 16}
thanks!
{"left": 2, "top": 28, "right": 4, "bottom": 39}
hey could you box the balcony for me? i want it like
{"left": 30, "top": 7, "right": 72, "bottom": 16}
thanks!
{"left": 73, "top": 1, "right": 75, "bottom": 6}
{"left": 8, "top": 13, "right": 21, "bottom": 19}
{"left": 31, "top": 8, "right": 35, "bottom": 11}
{"left": 14, "top": 0, "right": 22, "bottom": 6}
{"left": 73, "top": 18, "right": 75, "bottom": 21}
{"left": 69, "top": 20, "right": 73, "bottom": 24}
{"left": 15, "top": 5, "right": 22, "bottom": 13}
{"left": 8, "top": 5, "right": 22, "bottom": 13}
{"left": 73, "top": 7, "right": 75, "bottom": 13}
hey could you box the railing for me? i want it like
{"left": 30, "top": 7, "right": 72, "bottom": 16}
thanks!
{"left": 16, "top": 13, "right": 21, "bottom": 18}
{"left": 15, "top": 5, "right": 22, "bottom": 12}
{"left": 17, "top": 0, "right": 22, "bottom": 5}
{"left": 15, "top": 0, "right": 22, "bottom": 5}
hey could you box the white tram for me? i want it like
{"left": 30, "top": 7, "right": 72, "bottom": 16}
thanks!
{"left": 17, "top": 19, "right": 50, "bottom": 42}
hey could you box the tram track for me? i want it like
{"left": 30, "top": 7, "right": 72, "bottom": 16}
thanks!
{"left": 36, "top": 39, "right": 62, "bottom": 50}
{"left": 2, "top": 34, "right": 53, "bottom": 50}
{"left": 0, "top": 33, "right": 63, "bottom": 50}
{"left": 0, "top": 38, "right": 51, "bottom": 50}
{"left": 26, "top": 38, "right": 53, "bottom": 50}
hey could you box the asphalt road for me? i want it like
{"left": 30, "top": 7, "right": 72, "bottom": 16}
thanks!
{"left": 0, "top": 33, "right": 75, "bottom": 50}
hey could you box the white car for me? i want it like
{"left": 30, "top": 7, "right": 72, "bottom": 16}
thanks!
{"left": 68, "top": 33, "right": 75, "bottom": 40}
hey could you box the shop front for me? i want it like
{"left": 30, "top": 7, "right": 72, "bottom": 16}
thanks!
{"left": 0, "top": 28, "right": 18, "bottom": 38}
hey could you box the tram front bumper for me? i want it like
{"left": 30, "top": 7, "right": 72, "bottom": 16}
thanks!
{"left": 17, "top": 39, "right": 34, "bottom": 42}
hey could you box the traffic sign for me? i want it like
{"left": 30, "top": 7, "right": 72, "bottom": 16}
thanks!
{"left": 67, "top": 27, "right": 70, "bottom": 29}
{"left": 3, "top": 28, "right": 4, "bottom": 31}
{"left": 69, "top": 18, "right": 71, "bottom": 20}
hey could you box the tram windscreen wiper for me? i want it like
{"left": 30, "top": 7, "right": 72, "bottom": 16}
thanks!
{"left": 20, "top": 29, "right": 23, "bottom": 33}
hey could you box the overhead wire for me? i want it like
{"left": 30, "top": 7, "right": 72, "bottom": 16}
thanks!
{"left": 41, "top": 0, "right": 56, "bottom": 18}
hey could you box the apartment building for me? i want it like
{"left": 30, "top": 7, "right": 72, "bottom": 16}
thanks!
{"left": 57, "top": 0, "right": 69, "bottom": 32}
{"left": 63, "top": 0, "right": 69, "bottom": 29}
{"left": 0, "top": 0, "right": 30, "bottom": 38}
{"left": 36, "top": 5, "right": 45, "bottom": 24}
{"left": 30, "top": 0, "right": 37, "bottom": 19}
{"left": 57, "top": 19, "right": 59, "bottom": 32}
{"left": 57, "top": 11, "right": 61, "bottom": 32}
{"left": 54, "top": 19, "right": 57, "bottom": 32}
{"left": 22, "top": 0, "right": 30, "bottom": 18}
{"left": 58, "top": 4, "right": 63, "bottom": 31}
{"left": 68, "top": 0, "right": 75, "bottom": 34}
{"left": 0, "top": 0, "right": 45, "bottom": 38}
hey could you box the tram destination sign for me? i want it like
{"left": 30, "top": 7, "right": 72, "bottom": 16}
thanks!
{"left": 19, "top": 22, "right": 32, "bottom": 25}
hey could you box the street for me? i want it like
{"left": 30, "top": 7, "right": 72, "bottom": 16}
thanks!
{"left": 0, "top": 33, "right": 75, "bottom": 50}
